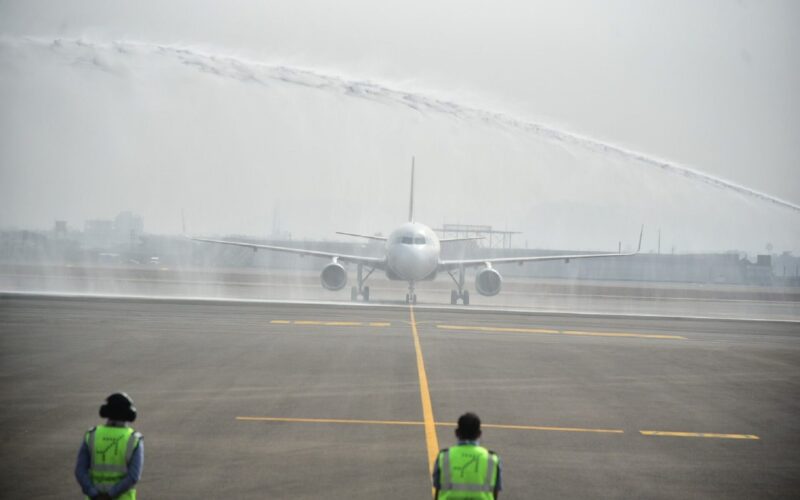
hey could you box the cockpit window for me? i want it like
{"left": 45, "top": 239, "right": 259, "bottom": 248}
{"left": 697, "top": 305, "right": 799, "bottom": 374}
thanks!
{"left": 398, "top": 234, "right": 425, "bottom": 244}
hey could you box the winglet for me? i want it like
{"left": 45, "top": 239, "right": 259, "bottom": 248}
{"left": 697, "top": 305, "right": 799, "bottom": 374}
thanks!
{"left": 637, "top": 224, "right": 644, "bottom": 253}
{"left": 408, "top": 157, "right": 415, "bottom": 222}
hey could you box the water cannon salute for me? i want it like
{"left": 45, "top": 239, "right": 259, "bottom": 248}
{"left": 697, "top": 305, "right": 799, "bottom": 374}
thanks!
{"left": 1, "top": 2, "right": 799, "bottom": 499}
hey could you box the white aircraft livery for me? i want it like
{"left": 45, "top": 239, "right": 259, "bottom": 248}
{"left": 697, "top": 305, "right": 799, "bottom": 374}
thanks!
{"left": 192, "top": 159, "right": 642, "bottom": 304}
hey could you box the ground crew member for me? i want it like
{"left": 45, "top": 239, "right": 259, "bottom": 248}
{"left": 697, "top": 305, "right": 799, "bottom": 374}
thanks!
{"left": 75, "top": 392, "right": 144, "bottom": 500}
{"left": 432, "top": 412, "right": 502, "bottom": 499}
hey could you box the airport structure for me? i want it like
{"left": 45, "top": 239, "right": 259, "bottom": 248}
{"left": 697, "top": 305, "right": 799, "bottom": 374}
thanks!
{"left": 433, "top": 224, "right": 521, "bottom": 249}
{"left": 0, "top": 225, "right": 798, "bottom": 287}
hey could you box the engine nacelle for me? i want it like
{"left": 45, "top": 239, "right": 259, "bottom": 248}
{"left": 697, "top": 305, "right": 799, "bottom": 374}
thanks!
{"left": 475, "top": 267, "right": 502, "bottom": 296}
{"left": 320, "top": 263, "right": 348, "bottom": 291}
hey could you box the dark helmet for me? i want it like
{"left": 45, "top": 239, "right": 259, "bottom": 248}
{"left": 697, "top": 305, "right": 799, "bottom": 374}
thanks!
{"left": 455, "top": 412, "right": 481, "bottom": 440}
{"left": 99, "top": 392, "right": 137, "bottom": 422}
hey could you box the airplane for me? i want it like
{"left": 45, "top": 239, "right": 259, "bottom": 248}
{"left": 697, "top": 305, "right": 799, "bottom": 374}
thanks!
{"left": 190, "top": 159, "right": 642, "bottom": 305}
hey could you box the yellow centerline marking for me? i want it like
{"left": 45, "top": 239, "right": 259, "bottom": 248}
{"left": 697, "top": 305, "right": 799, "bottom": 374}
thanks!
{"left": 439, "top": 325, "right": 559, "bottom": 334}
{"left": 235, "top": 416, "right": 622, "bottom": 434}
{"left": 269, "top": 320, "right": 391, "bottom": 327}
{"left": 236, "top": 417, "right": 759, "bottom": 440}
{"left": 436, "top": 324, "right": 686, "bottom": 340}
{"left": 640, "top": 430, "right": 760, "bottom": 440}
{"left": 435, "top": 421, "right": 623, "bottom": 434}
{"left": 410, "top": 305, "right": 440, "bottom": 482}
{"left": 561, "top": 330, "right": 686, "bottom": 340}
{"left": 481, "top": 423, "right": 624, "bottom": 434}
{"left": 236, "top": 416, "right": 422, "bottom": 426}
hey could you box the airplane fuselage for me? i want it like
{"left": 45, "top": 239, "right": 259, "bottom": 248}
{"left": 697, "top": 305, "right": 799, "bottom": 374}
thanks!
{"left": 385, "top": 222, "right": 440, "bottom": 281}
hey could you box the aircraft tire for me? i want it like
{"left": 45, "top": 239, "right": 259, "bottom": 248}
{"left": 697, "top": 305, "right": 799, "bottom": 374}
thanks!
{"left": 363, "top": 286, "right": 370, "bottom": 302}
{"left": 462, "top": 290, "right": 470, "bottom": 305}
{"left": 451, "top": 290, "right": 458, "bottom": 305}
{"left": 351, "top": 286, "right": 358, "bottom": 301}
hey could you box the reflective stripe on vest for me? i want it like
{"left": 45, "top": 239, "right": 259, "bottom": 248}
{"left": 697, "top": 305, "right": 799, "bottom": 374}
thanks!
{"left": 86, "top": 425, "right": 140, "bottom": 499}
{"left": 439, "top": 445, "right": 498, "bottom": 499}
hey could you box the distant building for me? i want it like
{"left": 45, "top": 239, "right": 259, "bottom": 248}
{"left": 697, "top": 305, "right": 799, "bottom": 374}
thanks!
{"left": 53, "top": 220, "right": 67, "bottom": 238}
{"left": 746, "top": 254, "right": 773, "bottom": 285}
{"left": 84, "top": 219, "right": 114, "bottom": 248}
{"left": 114, "top": 211, "right": 144, "bottom": 246}
{"left": 82, "top": 212, "right": 144, "bottom": 249}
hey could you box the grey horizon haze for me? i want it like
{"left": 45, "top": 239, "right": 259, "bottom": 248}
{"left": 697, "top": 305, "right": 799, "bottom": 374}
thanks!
{"left": 0, "top": 0, "right": 798, "bottom": 254}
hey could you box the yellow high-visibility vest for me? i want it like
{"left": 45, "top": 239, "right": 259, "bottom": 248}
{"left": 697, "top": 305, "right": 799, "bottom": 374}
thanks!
{"left": 438, "top": 444, "right": 499, "bottom": 500}
{"left": 85, "top": 425, "right": 141, "bottom": 500}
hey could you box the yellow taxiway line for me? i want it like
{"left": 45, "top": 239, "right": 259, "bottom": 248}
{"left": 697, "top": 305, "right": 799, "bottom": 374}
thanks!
{"left": 236, "top": 416, "right": 423, "bottom": 426}
{"left": 410, "top": 305, "right": 440, "bottom": 481}
{"left": 433, "top": 420, "right": 623, "bottom": 434}
{"left": 640, "top": 430, "right": 759, "bottom": 440}
{"left": 235, "top": 416, "right": 759, "bottom": 440}
{"left": 235, "top": 416, "right": 621, "bottom": 434}
{"left": 480, "top": 423, "right": 623, "bottom": 434}
{"left": 269, "top": 320, "right": 391, "bottom": 327}
{"left": 436, "top": 324, "right": 686, "bottom": 340}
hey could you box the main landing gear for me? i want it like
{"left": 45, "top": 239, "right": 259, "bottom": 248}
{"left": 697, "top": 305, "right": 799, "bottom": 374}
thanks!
{"left": 450, "top": 289, "right": 469, "bottom": 305}
{"left": 447, "top": 265, "right": 469, "bottom": 305}
{"left": 351, "top": 263, "right": 374, "bottom": 302}
{"left": 405, "top": 281, "right": 417, "bottom": 305}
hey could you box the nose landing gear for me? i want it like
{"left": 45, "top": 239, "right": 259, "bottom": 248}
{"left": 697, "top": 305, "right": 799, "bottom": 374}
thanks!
{"left": 405, "top": 282, "right": 417, "bottom": 304}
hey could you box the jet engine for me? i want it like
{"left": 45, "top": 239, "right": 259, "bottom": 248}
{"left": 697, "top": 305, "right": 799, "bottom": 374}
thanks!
{"left": 475, "top": 267, "right": 502, "bottom": 296}
{"left": 320, "top": 263, "right": 348, "bottom": 291}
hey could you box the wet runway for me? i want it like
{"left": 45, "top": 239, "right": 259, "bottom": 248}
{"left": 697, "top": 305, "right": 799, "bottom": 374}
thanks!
{"left": 2, "top": 264, "right": 799, "bottom": 321}
{"left": 1, "top": 295, "right": 798, "bottom": 498}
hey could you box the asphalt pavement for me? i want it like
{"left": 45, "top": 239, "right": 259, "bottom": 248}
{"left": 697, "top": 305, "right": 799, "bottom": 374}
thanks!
{"left": 0, "top": 295, "right": 798, "bottom": 498}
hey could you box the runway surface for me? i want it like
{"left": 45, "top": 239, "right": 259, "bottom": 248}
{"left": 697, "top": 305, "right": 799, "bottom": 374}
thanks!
{"left": 3, "top": 264, "right": 799, "bottom": 321}
{"left": 1, "top": 295, "right": 799, "bottom": 498}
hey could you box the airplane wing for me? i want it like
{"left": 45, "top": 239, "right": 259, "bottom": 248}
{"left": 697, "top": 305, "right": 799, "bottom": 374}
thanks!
{"left": 439, "top": 226, "right": 643, "bottom": 270}
{"left": 190, "top": 236, "right": 386, "bottom": 267}
{"left": 335, "top": 231, "right": 388, "bottom": 241}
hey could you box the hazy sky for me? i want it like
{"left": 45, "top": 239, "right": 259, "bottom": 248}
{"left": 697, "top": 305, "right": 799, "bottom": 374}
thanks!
{"left": 1, "top": 0, "right": 798, "bottom": 252}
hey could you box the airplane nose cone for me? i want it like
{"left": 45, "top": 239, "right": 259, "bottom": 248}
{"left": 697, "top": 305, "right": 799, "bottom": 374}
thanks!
{"left": 389, "top": 246, "right": 432, "bottom": 280}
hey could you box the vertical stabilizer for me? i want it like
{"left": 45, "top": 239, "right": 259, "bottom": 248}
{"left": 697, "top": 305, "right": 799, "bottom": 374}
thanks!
{"left": 408, "top": 157, "right": 415, "bottom": 222}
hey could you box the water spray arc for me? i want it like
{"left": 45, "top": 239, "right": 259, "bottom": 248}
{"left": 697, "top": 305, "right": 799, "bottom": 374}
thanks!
{"left": 5, "top": 35, "right": 799, "bottom": 215}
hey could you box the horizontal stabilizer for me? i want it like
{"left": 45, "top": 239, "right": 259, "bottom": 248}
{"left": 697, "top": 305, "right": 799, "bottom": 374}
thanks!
{"left": 335, "top": 231, "right": 387, "bottom": 241}
{"left": 439, "top": 236, "right": 485, "bottom": 243}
